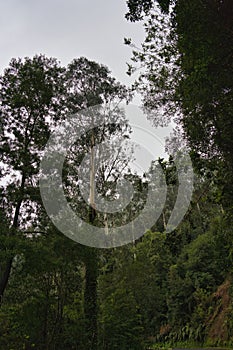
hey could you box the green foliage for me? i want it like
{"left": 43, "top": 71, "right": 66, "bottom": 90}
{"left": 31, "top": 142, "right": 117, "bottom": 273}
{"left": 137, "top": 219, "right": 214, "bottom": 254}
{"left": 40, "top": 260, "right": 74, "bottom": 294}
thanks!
{"left": 99, "top": 284, "right": 144, "bottom": 349}
{"left": 1, "top": 18, "right": 233, "bottom": 346}
{"left": 0, "top": 230, "right": 86, "bottom": 349}
{"left": 126, "top": 0, "right": 233, "bottom": 211}
{"left": 125, "top": 0, "right": 170, "bottom": 21}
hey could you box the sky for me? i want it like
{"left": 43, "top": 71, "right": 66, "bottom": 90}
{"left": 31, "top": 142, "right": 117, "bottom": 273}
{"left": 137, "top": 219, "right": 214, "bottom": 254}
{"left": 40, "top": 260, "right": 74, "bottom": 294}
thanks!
{"left": 0, "top": 0, "right": 145, "bottom": 86}
{"left": 0, "top": 0, "right": 173, "bottom": 162}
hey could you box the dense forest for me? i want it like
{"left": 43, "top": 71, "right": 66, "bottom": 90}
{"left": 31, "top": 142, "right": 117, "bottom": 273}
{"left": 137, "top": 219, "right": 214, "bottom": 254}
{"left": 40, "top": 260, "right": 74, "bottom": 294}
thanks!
{"left": 0, "top": 0, "right": 233, "bottom": 349}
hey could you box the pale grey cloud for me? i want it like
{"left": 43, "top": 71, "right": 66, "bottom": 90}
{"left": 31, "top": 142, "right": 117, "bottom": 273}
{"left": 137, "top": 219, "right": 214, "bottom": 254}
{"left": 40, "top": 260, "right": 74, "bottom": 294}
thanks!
{"left": 0, "top": 0, "right": 144, "bottom": 87}
{"left": 0, "top": 0, "right": 176, "bottom": 159}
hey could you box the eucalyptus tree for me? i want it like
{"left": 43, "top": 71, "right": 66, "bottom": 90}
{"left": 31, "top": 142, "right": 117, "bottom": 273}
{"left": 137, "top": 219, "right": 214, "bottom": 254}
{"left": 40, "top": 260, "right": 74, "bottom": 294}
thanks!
{"left": 63, "top": 57, "right": 131, "bottom": 350}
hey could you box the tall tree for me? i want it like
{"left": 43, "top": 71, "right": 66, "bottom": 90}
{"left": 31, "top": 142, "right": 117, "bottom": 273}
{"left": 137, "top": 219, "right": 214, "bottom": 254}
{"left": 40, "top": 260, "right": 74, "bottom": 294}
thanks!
{"left": 1, "top": 55, "right": 131, "bottom": 348}
{"left": 125, "top": 0, "right": 233, "bottom": 206}
{"left": 64, "top": 57, "right": 130, "bottom": 349}
{"left": 0, "top": 55, "right": 66, "bottom": 302}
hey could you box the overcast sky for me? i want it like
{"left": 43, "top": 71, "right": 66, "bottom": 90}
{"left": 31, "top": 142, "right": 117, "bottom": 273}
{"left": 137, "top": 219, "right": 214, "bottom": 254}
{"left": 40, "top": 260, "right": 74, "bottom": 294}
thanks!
{"left": 0, "top": 0, "right": 173, "bottom": 161}
{"left": 0, "top": 0, "right": 145, "bottom": 86}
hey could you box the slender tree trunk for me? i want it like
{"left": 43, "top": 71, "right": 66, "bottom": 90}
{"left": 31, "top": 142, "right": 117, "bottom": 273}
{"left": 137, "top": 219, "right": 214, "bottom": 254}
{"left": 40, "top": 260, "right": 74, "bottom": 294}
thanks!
{"left": 162, "top": 211, "right": 167, "bottom": 231}
{"left": 0, "top": 257, "right": 13, "bottom": 303}
{"left": 83, "top": 130, "right": 98, "bottom": 349}
{"left": 89, "top": 132, "right": 95, "bottom": 212}
{"left": 84, "top": 245, "right": 98, "bottom": 350}
{"left": 42, "top": 281, "right": 49, "bottom": 350}
{"left": 0, "top": 173, "right": 26, "bottom": 305}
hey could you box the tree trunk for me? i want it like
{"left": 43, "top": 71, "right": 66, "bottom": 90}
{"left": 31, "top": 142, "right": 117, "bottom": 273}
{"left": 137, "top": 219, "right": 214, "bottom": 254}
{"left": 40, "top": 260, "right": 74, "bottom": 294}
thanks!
{"left": 0, "top": 173, "right": 25, "bottom": 305}
{"left": 84, "top": 246, "right": 98, "bottom": 350}
{"left": 83, "top": 130, "right": 98, "bottom": 349}
{"left": 0, "top": 258, "right": 13, "bottom": 303}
